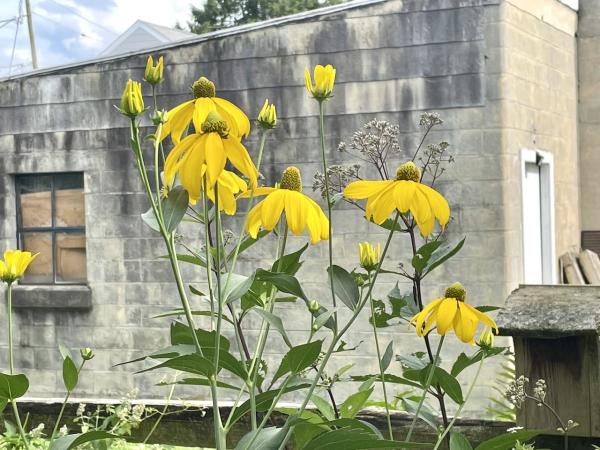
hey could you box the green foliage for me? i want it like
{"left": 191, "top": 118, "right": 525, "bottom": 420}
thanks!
{"left": 450, "top": 431, "right": 473, "bottom": 450}
{"left": 272, "top": 341, "right": 323, "bottom": 382}
{"left": 0, "top": 374, "right": 28, "bottom": 400}
{"left": 474, "top": 430, "right": 539, "bottom": 450}
{"left": 161, "top": 186, "right": 189, "bottom": 233}
{"left": 327, "top": 265, "right": 360, "bottom": 310}
{"left": 62, "top": 356, "right": 79, "bottom": 392}
{"left": 485, "top": 353, "right": 517, "bottom": 422}
{"left": 188, "top": 0, "right": 345, "bottom": 33}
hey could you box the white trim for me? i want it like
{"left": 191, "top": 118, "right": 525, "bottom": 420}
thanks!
{"left": 520, "top": 149, "right": 557, "bottom": 284}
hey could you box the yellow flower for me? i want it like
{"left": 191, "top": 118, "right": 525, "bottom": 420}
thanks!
{"left": 182, "top": 164, "right": 247, "bottom": 214}
{"left": 410, "top": 282, "right": 498, "bottom": 344}
{"left": 257, "top": 99, "right": 277, "bottom": 129}
{"left": 304, "top": 64, "right": 336, "bottom": 100}
{"left": 164, "top": 111, "right": 258, "bottom": 191}
{"left": 162, "top": 76, "right": 250, "bottom": 144}
{"left": 243, "top": 167, "right": 329, "bottom": 244}
{"left": 358, "top": 242, "right": 380, "bottom": 272}
{"left": 144, "top": 55, "right": 164, "bottom": 85}
{"left": 120, "top": 79, "right": 145, "bottom": 117}
{"left": 344, "top": 161, "right": 450, "bottom": 236}
{"left": 0, "top": 249, "right": 38, "bottom": 284}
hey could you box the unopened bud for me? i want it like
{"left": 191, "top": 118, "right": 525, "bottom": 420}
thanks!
{"left": 308, "top": 300, "right": 320, "bottom": 312}
{"left": 80, "top": 348, "right": 94, "bottom": 361}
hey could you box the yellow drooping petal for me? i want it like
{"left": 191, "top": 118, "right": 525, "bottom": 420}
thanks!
{"left": 223, "top": 139, "right": 258, "bottom": 188}
{"left": 285, "top": 191, "right": 308, "bottom": 236}
{"left": 213, "top": 97, "right": 251, "bottom": 138}
{"left": 261, "top": 190, "right": 286, "bottom": 230}
{"left": 204, "top": 132, "right": 227, "bottom": 187}
{"left": 435, "top": 298, "right": 458, "bottom": 335}
{"left": 344, "top": 180, "right": 393, "bottom": 199}
{"left": 192, "top": 98, "right": 217, "bottom": 133}
{"left": 162, "top": 100, "right": 195, "bottom": 144}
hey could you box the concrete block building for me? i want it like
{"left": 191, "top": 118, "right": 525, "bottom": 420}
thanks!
{"left": 0, "top": 0, "right": 594, "bottom": 413}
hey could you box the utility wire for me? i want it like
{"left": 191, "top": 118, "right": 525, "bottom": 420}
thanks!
{"left": 8, "top": 0, "right": 24, "bottom": 76}
{"left": 32, "top": 10, "right": 103, "bottom": 40}
{"left": 43, "top": 0, "right": 117, "bottom": 35}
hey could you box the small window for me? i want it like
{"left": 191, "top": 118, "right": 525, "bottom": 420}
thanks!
{"left": 16, "top": 173, "right": 86, "bottom": 284}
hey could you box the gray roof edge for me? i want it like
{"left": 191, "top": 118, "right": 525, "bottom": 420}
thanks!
{"left": 1, "top": 0, "right": 385, "bottom": 82}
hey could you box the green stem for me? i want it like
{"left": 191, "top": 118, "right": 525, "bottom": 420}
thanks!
{"left": 433, "top": 354, "right": 485, "bottom": 450}
{"left": 50, "top": 359, "right": 86, "bottom": 442}
{"left": 6, "top": 284, "right": 30, "bottom": 450}
{"left": 405, "top": 336, "right": 445, "bottom": 445}
{"left": 211, "top": 183, "right": 227, "bottom": 450}
{"left": 143, "top": 382, "right": 176, "bottom": 444}
{"left": 247, "top": 223, "right": 289, "bottom": 430}
{"left": 277, "top": 213, "right": 400, "bottom": 450}
{"left": 318, "top": 100, "right": 338, "bottom": 333}
{"left": 367, "top": 273, "right": 393, "bottom": 440}
{"left": 202, "top": 183, "right": 216, "bottom": 331}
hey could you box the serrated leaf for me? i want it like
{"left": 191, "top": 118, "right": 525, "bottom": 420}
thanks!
{"left": 162, "top": 185, "right": 189, "bottom": 233}
{"left": 273, "top": 341, "right": 323, "bottom": 383}
{"left": 62, "top": 356, "right": 78, "bottom": 392}
{"left": 327, "top": 265, "right": 360, "bottom": 310}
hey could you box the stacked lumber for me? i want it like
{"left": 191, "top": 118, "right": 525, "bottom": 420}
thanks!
{"left": 560, "top": 249, "right": 600, "bottom": 284}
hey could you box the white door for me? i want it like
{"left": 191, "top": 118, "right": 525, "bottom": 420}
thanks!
{"left": 521, "top": 150, "right": 556, "bottom": 284}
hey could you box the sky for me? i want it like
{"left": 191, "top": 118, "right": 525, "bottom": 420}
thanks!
{"left": 0, "top": 0, "right": 199, "bottom": 77}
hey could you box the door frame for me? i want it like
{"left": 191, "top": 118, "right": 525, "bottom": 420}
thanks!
{"left": 520, "top": 149, "right": 556, "bottom": 284}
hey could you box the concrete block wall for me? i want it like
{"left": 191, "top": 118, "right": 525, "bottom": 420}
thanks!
{"left": 579, "top": 0, "right": 600, "bottom": 232}
{"left": 0, "top": 0, "right": 579, "bottom": 416}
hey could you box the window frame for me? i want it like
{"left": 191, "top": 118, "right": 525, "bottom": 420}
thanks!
{"left": 520, "top": 149, "right": 556, "bottom": 284}
{"left": 15, "top": 172, "right": 86, "bottom": 285}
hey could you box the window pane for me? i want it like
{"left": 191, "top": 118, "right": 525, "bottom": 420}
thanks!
{"left": 56, "top": 233, "right": 86, "bottom": 283}
{"left": 18, "top": 175, "right": 52, "bottom": 228}
{"left": 20, "top": 233, "right": 53, "bottom": 283}
{"left": 55, "top": 174, "right": 85, "bottom": 227}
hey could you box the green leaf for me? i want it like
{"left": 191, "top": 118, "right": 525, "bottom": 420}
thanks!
{"left": 411, "top": 240, "right": 443, "bottom": 273}
{"left": 272, "top": 244, "right": 308, "bottom": 275}
{"left": 0, "top": 398, "right": 7, "bottom": 414}
{"left": 302, "top": 427, "right": 430, "bottom": 449}
{"left": 313, "top": 308, "right": 338, "bottom": 332}
{"left": 159, "top": 253, "right": 207, "bottom": 267}
{"left": 351, "top": 374, "right": 422, "bottom": 389}
{"left": 424, "top": 237, "right": 466, "bottom": 276}
{"left": 170, "top": 322, "right": 230, "bottom": 351}
{"left": 160, "top": 377, "right": 241, "bottom": 391}
{"left": 252, "top": 309, "right": 293, "bottom": 348}
{"left": 152, "top": 309, "right": 233, "bottom": 324}
{"left": 340, "top": 388, "right": 373, "bottom": 419}
{"left": 162, "top": 185, "right": 189, "bottom": 233}
{"left": 273, "top": 341, "right": 323, "bottom": 382}
{"left": 401, "top": 397, "right": 438, "bottom": 430}
{"left": 222, "top": 272, "right": 255, "bottom": 304}
{"left": 476, "top": 305, "right": 501, "bottom": 313}
{"left": 141, "top": 207, "right": 160, "bottom": 232}
{"left": 235, "top": 426, "right": 290, "bottom": 450}
{"left": 419, "top": 365, "right": 463, "bottom": 404}
{"left": 62, "top": 356, "right": 79, "bottom": 392}
{"left": 381, "top": 341, "right": 393, "bottom": 372}
{"left": 0, "top": 374, "right": 29, "bottom": 399}
{"left": 228, "top": 384, "right": 310, "bottom": 426}
{"left": 311, "top": 395, "right": 335, "bottom": 421}
{"left": 50, "top": 431, "right": 117, "bottom": 450}
{"left": 450, "top": 431, "right": 473, "bottom": 450}
{"left": 58, "top": 344, "right": 73, "bottom": 361}
{"left": 474, "top": 430, "right": 539, "bottom": 450}
{"left": 255, "top": 269, "right": 308, "bottom": 301}
{"left": 327, "top": 265, "right": 360, "bottom": 310}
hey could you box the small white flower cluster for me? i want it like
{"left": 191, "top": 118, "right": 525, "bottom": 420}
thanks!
{"left": 533, "top": 379, "right": 547, "bottom": 404}
{"left": 506, "top": 375, "right": 528, "bottom": 408}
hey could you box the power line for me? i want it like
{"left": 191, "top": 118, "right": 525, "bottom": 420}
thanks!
{"left": 32, "top": 10, "right": 103, "bottom": 40}
{"left": 42, "top": 0, "right": 118, "bottom": 35}
{"left": 8, "top": 0, "right": 24, "bottom": 75}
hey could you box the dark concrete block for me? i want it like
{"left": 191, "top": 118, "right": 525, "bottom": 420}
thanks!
{"left": 11, "top": 285, "right": 92, "bottom": 310}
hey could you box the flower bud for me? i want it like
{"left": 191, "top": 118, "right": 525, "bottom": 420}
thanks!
{"left": 80, "top": 348, "right": 94, "bottom": 361}
{"left": 151, "top": 109, "right": 169, "bottom": 126}
{"left": 120, "top": 79, "right": 145, "bottom": 117}
{"left": 257, "top": 99, "right": 277, "bottom": 129}
{"left": 308, "top": 300, "right": 320, "bottom": 312}
{"left": 144, "top": 55, "right": 164, "bottom": 85}
{"left": 477, "top": 328, "right": 494, "bottom": 349}
{"left": 305, "top": 64, "right": 336, "bottom": 101}
{"left": 358, "top": 242, "right": 380, "bottom": 272}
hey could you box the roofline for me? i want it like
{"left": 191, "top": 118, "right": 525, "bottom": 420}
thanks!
{"left": 1, "top": 0, "right": 385, "bottom": 82}
{"left": 98, "top": 20, "right": 171, "bottom": 57}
